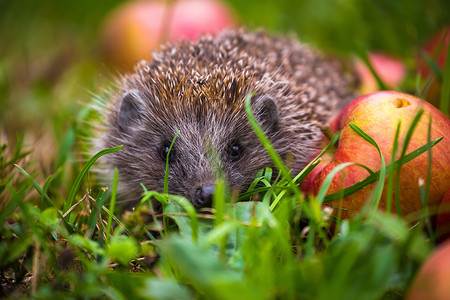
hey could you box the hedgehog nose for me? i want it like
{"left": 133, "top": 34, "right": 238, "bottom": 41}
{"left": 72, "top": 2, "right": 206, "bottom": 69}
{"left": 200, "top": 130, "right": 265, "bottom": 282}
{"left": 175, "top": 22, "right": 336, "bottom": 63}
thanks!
{"left": 194, "top": 185, "right": 215, "bottom": 207}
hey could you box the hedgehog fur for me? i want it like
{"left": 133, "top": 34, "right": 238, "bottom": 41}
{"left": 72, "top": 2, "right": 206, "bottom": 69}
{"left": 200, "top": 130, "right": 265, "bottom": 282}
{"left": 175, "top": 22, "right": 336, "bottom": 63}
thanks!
{"left": 96, "top": 28, "right": 355, "bottom": 208}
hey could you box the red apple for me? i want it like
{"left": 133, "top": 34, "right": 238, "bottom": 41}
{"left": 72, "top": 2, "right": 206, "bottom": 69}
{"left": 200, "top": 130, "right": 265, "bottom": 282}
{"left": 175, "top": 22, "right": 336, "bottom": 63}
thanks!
{"left": 354, "top": 52, "right": 407, "bottom": 95}
{"left": 419, "top": 26, "right": 450, "bottom": 78}
{"left": 100, "top": 0, "right": 236, "bottom": 70}
{"left": 301, "top": 91, "right": 450, "bottom": 220}
{"left": 436, "top": 188, "right": 450, "bottom": 243}
{"left": 418, "top": 26, "right": 449, "bottom": 109}
{"left": 406, "top": 240, "right": 450, "bottom": 300}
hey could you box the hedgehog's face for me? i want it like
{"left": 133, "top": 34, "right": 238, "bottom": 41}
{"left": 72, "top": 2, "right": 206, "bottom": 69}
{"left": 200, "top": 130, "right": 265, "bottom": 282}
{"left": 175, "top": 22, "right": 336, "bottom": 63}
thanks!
{"left": 110, "top": 89, "right": 282, "bottom": 208}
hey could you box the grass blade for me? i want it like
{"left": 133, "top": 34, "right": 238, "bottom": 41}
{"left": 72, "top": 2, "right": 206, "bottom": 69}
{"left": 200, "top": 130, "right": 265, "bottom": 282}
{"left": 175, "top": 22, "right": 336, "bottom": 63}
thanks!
{"left": 15, "top": 164, "right": 56, "bottom": 209}
{"left": 164, "top": 131, "right": 180, "bottom": 194}
{"left": 165, "top": 194, "right": 199, "bottom": 242}
{"left": 316, "top": 162, "right": 374, "bottom": 204}
{"left": 87, "top": 187, "right": 108, "bottom": 239}
{"left": 106, "top": 168, "right": 119, "bottom": 243}
{"left": 64, "top": 145, "right": 122, "bottom": 215}
{"left": 293, "top": 131, "right": 340, "bottom": 184}
{"left": 386, "top": 122, "right": 401, "bottom": 214}
{"left": 244, "top": 93, "right": 298, "bottom": 197}
{"left": 356, "top": 46, "right": 388, "bottom": 90}
{"left": 420, "top": 116, "right": 434, "bottom": 241}
{"left": 349, "top": 123, "right": 386, "bottom": 213}
{"left": 323, "top": 137, "right": 442, "bottom": 203}
{"left": 394, "top": 109, "right": 424, "bottom": 215}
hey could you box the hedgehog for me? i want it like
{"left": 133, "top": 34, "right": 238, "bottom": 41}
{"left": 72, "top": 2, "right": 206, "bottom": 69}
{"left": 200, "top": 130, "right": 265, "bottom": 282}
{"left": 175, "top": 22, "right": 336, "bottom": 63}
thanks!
{"left": 96, "top": 28, "right": 355, "bottom": 209}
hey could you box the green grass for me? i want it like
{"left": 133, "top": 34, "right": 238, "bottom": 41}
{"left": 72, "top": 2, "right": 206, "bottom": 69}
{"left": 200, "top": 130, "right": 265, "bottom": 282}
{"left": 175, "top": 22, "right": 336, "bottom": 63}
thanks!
{"left": 1, "top": 0, "right": 449, "bottom": 299}
{"left": 0, "top": 100, "right": 441, "bottom": 299}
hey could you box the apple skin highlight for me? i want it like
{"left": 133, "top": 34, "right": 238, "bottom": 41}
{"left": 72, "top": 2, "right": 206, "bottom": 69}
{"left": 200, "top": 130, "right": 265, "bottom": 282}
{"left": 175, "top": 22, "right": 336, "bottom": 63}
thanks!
{"left": 301, "top": 91, "right": 450, "bottom": 220}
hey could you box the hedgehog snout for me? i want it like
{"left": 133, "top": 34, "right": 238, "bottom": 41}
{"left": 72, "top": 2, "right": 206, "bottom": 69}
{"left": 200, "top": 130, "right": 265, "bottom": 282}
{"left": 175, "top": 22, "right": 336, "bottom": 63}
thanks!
{"left": 193, "top": 184, "right": 215, "bottom": 207}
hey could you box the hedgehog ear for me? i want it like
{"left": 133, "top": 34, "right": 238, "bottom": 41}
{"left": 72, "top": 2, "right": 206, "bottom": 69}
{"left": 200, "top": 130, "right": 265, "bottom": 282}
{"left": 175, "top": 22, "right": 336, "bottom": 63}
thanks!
{"left": 252, "top": 96, "right": 279, "bottom": 133}
{"left": 117, "top": 89, "right": 145, "bottom": 133}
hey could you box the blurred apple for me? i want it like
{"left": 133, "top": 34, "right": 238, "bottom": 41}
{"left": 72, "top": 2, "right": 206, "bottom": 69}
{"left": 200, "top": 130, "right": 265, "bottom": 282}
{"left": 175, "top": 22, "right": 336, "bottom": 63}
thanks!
{"left": 354, "top": 52, "right": 407, "bottom": 94}
{"left": 100, "top": 0, "right": 236, "bottom": 70}
{"left": 418, "top": 26, "right": 449, "bottom": 109}
{"left": 436, "top": 188, "right": 450, "bottom": 243}
{"left": 301, "top": 91, "right": 450, "bottom": 220}
{"left": 406, "top": 240, "right": 450, "bottom": 300}
{"left": 419, "top": 26, "right": 450, "bottom": 78}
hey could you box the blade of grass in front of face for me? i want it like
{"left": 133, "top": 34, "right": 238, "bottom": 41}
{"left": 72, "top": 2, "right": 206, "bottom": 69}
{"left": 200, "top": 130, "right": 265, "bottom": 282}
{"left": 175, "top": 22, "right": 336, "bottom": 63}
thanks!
{"left": 163, "top": 131, "right": 180, "bottom": 235}
{"left": 386, "top": 122, "right": 401, "bottom": 214}
{"left": 64, "top": 145, "right": 122, "bottom": 214}
{"left": 348, "top": 123, "right": 386, "bottom": 214}
{"left": 395, "top": 109, "right": 424, "bottom": 216}
{"left": 106, "top": 168, "right": 118, "bottom": 244}
{"left": 441, "top": 30, "right": 450, "bottom": 116}
{"left": 164, "top": 130, "right": 180, "bottom": 195}
{"left": 213, "top": 179, "right": 228, "bottom": 260}
{"left": 247, "top": 169, "right": 265, "bottom": 192}
{"left": 137, "top": 185, "right": 163, "bottom": 240}
{"left": 213, "top": 179, "right": 226, "bottom": 227}
{"left": 270, "top": 189, "right": 288, "bottom": 211}
{"left": 293, "top": 131, "right": 340, "bottom": 185}
{"left": 244, "top": 93, "right": 298, "bottom": 197}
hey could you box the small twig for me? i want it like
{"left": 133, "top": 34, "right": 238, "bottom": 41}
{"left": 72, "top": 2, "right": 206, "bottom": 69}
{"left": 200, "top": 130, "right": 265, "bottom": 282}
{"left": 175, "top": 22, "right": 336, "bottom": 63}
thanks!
{"left": 63, "top": 193, "right": 89, "bottom": 218}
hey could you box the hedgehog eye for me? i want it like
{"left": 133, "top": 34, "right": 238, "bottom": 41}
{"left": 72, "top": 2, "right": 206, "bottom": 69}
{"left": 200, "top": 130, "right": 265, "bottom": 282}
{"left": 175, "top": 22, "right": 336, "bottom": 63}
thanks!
{"left": 227, "top": 143, "right": 243, "bottom": 161}
{"left": 160, "top": 142, "right": 176, "bottom": 162}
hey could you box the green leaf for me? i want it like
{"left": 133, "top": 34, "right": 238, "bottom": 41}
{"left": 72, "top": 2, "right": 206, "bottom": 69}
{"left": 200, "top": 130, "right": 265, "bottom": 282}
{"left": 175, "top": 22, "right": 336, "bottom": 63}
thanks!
{"left": 38, "top": 207, "right": 59, "bottom": 227}
{"left": 140, "top": 278, "right": 194, "bottom": 300}
{"left": 164, "top": 195, "right": 199, "bottom": 242}
{"left": 69, "top": 234, "right": 105, "bottom": 256}
{"left": 108, "top": 235, "right": 139, "bottom": 265}
{"left": 157, "top": 236, "right": 262, "bottom": 299}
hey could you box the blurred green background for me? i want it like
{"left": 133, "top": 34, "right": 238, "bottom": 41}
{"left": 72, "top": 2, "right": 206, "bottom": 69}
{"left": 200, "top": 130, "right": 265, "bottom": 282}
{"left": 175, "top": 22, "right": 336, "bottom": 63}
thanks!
{"left": 0, "top": 0, "right": 449, "bottom": 173}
